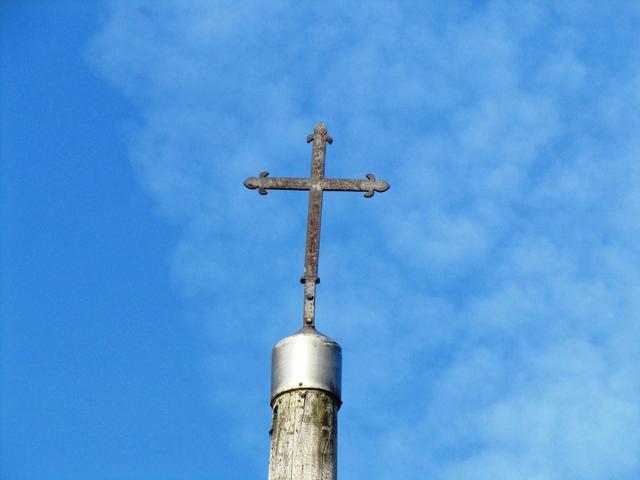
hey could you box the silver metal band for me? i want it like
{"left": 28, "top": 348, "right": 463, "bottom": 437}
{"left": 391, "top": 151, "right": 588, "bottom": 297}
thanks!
{"left": 271, "top": 328, "right": 342, "bottom": 406}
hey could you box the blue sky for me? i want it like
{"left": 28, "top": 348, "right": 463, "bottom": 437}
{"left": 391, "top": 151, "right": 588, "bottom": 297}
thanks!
{"left": 2, "top": 1, "right": 639, "bottom": 479}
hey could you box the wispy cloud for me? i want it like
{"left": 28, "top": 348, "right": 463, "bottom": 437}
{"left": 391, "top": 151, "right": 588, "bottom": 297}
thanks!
{"left": 89, "top": 1, "right": 640, "bottom": 477}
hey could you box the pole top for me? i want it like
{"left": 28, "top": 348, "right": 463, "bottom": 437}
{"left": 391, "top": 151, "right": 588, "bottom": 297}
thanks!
{"left": 271, "top": 327, "right": 342, "bottom": 406}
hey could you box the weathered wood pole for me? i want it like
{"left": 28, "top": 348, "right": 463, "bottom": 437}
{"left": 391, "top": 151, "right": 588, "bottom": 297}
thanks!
{"left": 268, "top": 328, "right": 342, "bottom": 480}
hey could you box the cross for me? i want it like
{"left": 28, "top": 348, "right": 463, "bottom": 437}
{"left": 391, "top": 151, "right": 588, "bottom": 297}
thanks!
{"left": 244, "top": 122, "right": 389, "bottom": 329}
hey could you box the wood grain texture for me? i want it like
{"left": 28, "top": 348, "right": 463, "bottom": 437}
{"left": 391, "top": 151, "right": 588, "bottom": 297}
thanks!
{"left": 268, "top": 390, "right": 338, "bottom": 480}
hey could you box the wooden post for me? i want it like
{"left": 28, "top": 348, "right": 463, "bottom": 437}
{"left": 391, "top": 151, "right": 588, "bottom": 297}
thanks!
{"left": 268, "top": 389, "right": 338, "bottom": 479}
{"left": 268, "top": 328, "right": 342, "bottom": 479}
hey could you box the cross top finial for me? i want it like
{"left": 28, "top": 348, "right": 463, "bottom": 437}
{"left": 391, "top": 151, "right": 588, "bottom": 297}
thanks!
{"left": 244, "top": 123, "right": 389, "bottom": 329}
{"left": 307, "top": 121, "right": 332, "bottom": 145}
{"left": 314, "top": 122, "right": 327, "bottom": 135}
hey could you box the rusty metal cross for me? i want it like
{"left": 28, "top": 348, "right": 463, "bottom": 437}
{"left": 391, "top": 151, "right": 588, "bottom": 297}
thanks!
{"left": 244, "top": 122, "right": 389, "bottom": 329}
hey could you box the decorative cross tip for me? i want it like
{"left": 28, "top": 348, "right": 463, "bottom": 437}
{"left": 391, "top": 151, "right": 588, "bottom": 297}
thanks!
{"left": 243, "top": 171, "right": 270, "bottom": 195}
{"left": 307, "top": 121, "right": 333, "bottom": 144}
{"left": 363, "top": 173, "right": 390, "bottom": 198}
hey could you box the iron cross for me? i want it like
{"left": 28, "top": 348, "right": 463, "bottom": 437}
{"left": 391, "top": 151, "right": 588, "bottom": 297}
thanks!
{"left": 244, "top": 122, "right": 389, "bottom": 329}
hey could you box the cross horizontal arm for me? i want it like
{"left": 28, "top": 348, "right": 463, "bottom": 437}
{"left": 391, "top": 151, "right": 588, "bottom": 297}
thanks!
{"left": 244, "top": 172, "right": 390, "bottom": 197}
{"left": 322, "top": 175, "right": 390, "bottom": 197}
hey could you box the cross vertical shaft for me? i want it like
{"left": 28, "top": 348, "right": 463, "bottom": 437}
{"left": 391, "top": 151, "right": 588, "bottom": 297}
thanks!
{"left": 301, "top": 123, "right": 331, "bottom": 328}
